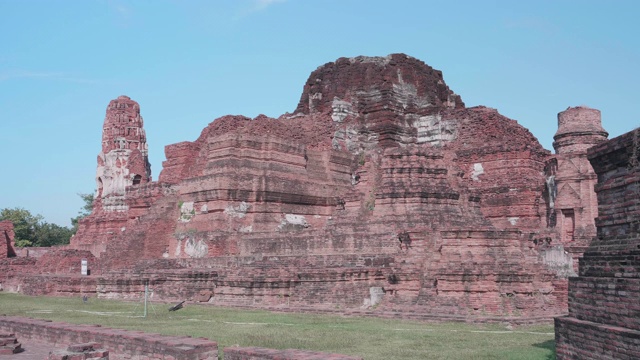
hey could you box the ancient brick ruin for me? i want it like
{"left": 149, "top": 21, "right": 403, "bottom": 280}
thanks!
{"left": 48, "top": 342, "right": 109, "bottom": 360}
{"left": 0, "top": 54, "right": 611, "bottom": 321}
{"left": 0, "top": 331, "right": 22, "bottom": 355}
{"left": 548, "top": 107, "right": 608, "bottom": 266}
{"left": 0, "top": 221, "right": 15, "bottom": 259}
{"left": 555, "top": 129, "right": 640, "bottom": 359}
{"left": 0, "top": 315, "right": 362, "bottom": 360}
{"left": 71, "top": 95, "right": 152, "bottom": 257}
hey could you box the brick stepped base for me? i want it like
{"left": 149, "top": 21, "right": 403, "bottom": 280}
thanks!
{"left": 555, "top": 317, "right": 640, "bottom": 360}
{"left": 0, "top": 332, "right": 22, "bottom": 355}
{"left": 13, "top": 229, "right": 566, "bottom": 319}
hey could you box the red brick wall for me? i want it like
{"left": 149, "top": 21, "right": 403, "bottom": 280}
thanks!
{"left": 555, "top": 129, "right": 640, "bottom": 359}
{"left": 0, "top": 221, "right": 15, "bottom": 258}
{"left": 0, "top": 316, "right": 218, "bottom": 360}
{"left": 0, "top": 316, "right": 363, "bottom": 360}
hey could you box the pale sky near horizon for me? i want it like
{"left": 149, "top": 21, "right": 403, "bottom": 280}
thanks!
{"left": 1, "top": 0, "right": 639, "bottom": 227}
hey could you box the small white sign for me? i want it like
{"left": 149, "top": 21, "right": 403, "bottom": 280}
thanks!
{"left": 81, "top": 259, "right": 88, "bottom": 276}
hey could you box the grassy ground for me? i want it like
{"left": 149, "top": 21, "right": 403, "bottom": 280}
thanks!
{"left": 0, "top": 293, "right": 555, "bottom": 360}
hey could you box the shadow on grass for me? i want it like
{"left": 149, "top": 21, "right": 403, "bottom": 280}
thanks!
{"left": 533, "top": 339, "right": 556, "bottom": 360}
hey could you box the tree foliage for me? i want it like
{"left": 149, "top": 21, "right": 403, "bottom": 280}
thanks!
{"left": 0, "top": 208, "right": 42, "bottom": 247}
{"left": 34, "top": 222, "right": 74, "bottom": 247}
{"left": 0, "top": 192, "right": 94, "bottom": 248}
{"left": 71, "top": 192, "right": 94, "bottom": 233}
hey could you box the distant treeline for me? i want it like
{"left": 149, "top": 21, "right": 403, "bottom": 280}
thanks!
{"left": 1, "top": 193, "right": 93, "bottom": 247}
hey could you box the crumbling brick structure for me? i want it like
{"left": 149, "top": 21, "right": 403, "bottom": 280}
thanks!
{"left": 555, "top": 129, "right": 640, "bottom": 359}
{"left": 545, "top": 106, "right": 608, "bottom": 270}
{"left": 0, "top": 332, "right": 22, "bottom": 355}
{"left": 6, "top": 54, "right": 610, "bottom": 321}
{"left": 48, "top": 342, "right": 109, "bottom": 360}
{"left": 0, "top": 220, "right": 16, "bottom": 258}
{"left": 0, "top": 316, "right": 218, "bottom": 360}
{"left": 72, "top": 95, "right": 152, "bottom": 257}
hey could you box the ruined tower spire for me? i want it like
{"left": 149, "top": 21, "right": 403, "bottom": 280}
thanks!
{"left": 96, "top": 95, "right": 151, "bottom": 211}
{"left": 549, "top": 106, "right": 608, "bottom": 257}
{"left": 553, "top": 106, "right": 608, "bottom": 154}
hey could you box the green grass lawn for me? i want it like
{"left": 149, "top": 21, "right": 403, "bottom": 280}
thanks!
{"left": 0, "top": 293, "right": 555, "bottom": 360}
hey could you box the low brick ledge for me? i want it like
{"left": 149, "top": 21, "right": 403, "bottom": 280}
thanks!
{"left": 0, "top": 316, "right": 363, "bottom": 360}
{"left": 223, "top": 346, "right": 363, "bottom": 360}
{"left": 216, "top": 304, "right": 559, "bottom": 326}
{"left": 48, "top": 342, "right": 109, "bottom": 360}
{"left": 555, "top": 316, "right": 640, "bottom": 360}
{"left": 0, "top": 315, "right": 218, "bottom": 360}
{"left": 0, "top": 331, "right": 22, "bottom": 355}
{"left": 555, "top": 316, "right": 640, "bottom": 339}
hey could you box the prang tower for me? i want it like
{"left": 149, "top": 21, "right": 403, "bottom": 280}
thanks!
{"left": 96, "top": 95, "right": 151, "bottom": 211}
{"left": 548, "top": 106, "right": 608, "bottom": 258}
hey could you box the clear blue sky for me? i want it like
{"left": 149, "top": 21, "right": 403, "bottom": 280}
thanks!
{"left": 1, "top": 0, "right": 639, "bottom": 227}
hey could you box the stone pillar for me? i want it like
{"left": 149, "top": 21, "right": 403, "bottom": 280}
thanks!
{"left": 96, "top": 96, "right": 151, "bottom": 212}
{"left": 0, "top": 220, "right": 16, "bottom": 258}
{"left": 549, "top": 107, "right": 608, "bottom": 259}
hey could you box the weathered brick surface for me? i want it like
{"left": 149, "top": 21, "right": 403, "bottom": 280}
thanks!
{"left": 546, "top": 107, "right": 607, "bottom": 268}
{"left": 35, "top": 249, "right": 98, "bottom": 275}
{"left": 0, "top": 221, "right": 15, "bottom": 258}
{"left": 555, "top": 317, "right": 640, "bottom": 360}
{"left": 0, "top": 331, "right": 21, "bottom": 354}
{"left": 0, "top": 316, "right": 217, "bottom": 360}
{"left": 7, "top": 54, "right": 608, "bottom": 321}
{"left": 555, "top": 129, "right": 640, "bottom": 359}
{"left": 17, "top": 274, "right": 99, "bottom": 297}
{"left": 70, "top": 95, "right": 153, "bottom": 257}
{"left": 48, "top": 342, "right": 109, "bottom": 360}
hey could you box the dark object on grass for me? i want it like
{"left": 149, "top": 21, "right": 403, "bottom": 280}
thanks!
{"left": 168, "top": 301, "right": 185, "bottom": 311}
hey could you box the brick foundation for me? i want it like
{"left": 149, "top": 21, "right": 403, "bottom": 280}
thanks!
{"left": 0, "top": 315, "right": 218, "bottom": 360}
{"left": 48, "top": 342, "right": 109, "bottom": 360}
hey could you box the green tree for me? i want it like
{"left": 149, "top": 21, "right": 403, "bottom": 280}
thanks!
{"left": 0, "top": 207, "right": 76, "bottom": 247}
{"left": 34, "top": 222, "right": 74, "bottom": 247}
{"left": 0, "top": 207, "right": 43, "bottom": 247}
{"left": 71, "top": 192, "right": 95, "bottom": 233}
